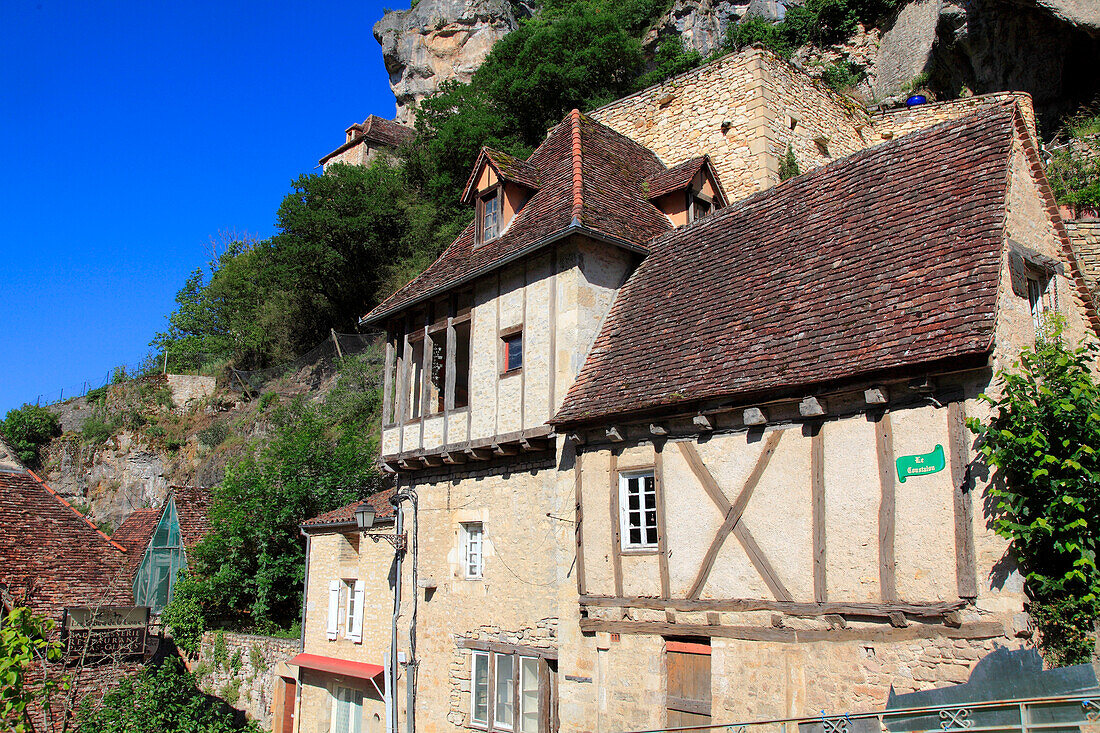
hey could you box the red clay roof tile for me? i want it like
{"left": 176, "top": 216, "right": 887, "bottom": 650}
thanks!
{"left": 301, "top": 488, "right": 397, "bottom": 530}
{"left": 552, "top": 105, "right": 1019, "bottom": 425}
{"left": 363, "top": 111, "right": 672, "bottom": 324}
{"left": 0, "top": 469, "right": 130, "bottom": 618}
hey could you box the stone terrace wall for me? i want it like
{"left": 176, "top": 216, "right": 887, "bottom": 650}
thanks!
{"left": 591, "top": 51, "right": 771, "bottom": 203}
{"left": 759, "top": 53, "right": 872, "bottom": 187}
{"left": 194, "top": 630, "right": 301, "bottom": 728}
{"left": 871, "top": 92, "right": 1037, "bottom": 143}
{"left": 1068, "top": 220, "right": 1100, "bottom": 310}
{"left": 165, "top": 374, "right": 216, "bottom": 407}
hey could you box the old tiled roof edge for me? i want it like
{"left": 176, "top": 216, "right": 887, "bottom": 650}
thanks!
{"left": 571, "top": 109, "right": 584, "bottom": 225}
{"left": 301, "top": 488, "right": 397, "bottom": 531}
{"left": 459, "top": 148, "right": 543, "bottom": 204}
{"left": 551, "top": 104, "right": 1018, "bottom": 426}
{"left": 362, "top": 223, "right": 650, "bottom": 326}
{"left": 1009, "top": 108, "right": 1100, "bottom": 335}
{"left": 26, "top": 469, "right": 128, "bottom": 553}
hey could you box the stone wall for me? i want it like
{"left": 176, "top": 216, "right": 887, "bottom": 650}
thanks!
{"left": 1068, "top": 220, "right": 1100, "bottom": 311}
{"left": 194, "top": 630, "right": 301, "bottom": 728}
{"left": 165, "top": 374, "right": 217, "bottom": 407}
{"left": 870, "top": 92, "right": 1036, "bottom": 144}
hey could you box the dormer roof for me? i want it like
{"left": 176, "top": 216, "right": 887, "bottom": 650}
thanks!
{"left": 644, "top": 155, "right": 727, "bottom": 204}
{"left": 363, "top": 110, "right": 673, "bottom": 325}
{"left": 460, "top": 148, "right": 543, "bottom": 204}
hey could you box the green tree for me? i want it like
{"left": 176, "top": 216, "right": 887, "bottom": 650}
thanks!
{"left": 187, "top": 354, "right": 387, "bottom": 631}
{"left": 968, "top": 325, "right": 1100, "bottom": 663}
{"left": 0, "top": 404, "right": 61, "bottom": 469}
{"left": 160, "top": 572, "right": 206, "bottom": 656}
{"left": 1, "top": 608, "right": 66, "bottom": 733}
{"left": 76, "top": 657, "right": 259, "bottom": 733}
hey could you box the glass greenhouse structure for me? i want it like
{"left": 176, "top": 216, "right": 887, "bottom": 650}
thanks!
{"left": 132, "top": 497, "right": 188, "bottom": 613}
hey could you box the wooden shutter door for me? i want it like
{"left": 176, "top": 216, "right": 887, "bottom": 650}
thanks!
{"left": 666, "top": 640, "right": 711, "bottom": 729}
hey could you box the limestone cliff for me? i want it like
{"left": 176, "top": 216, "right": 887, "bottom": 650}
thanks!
{"left": 374, "top": 0, "right": 1100, "bottom": 131}
{"left": 373, "top": 0, "right": 535, "bottom": 123}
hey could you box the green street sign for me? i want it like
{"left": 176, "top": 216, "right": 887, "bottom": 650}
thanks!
{"left": 896, "top": 444, "right": 946, "bottom": 483}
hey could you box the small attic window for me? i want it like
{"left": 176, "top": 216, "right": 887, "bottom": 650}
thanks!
{"left": 477, "top": 187, "right": 501, "bottom": 244}
{"left": 690, "top": 193, "right": 713, "bottom": 223}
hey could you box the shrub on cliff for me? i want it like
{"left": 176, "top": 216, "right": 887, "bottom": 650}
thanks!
{"left": 0, "top": 403, "right": 61, "bottom": 469}
{"left": 185, "top": 354, "right": 387, "bottom": 632}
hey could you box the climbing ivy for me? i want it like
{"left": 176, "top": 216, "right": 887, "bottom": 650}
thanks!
{"left": 968, "top": 322, "right": 1100, "bottom": 663}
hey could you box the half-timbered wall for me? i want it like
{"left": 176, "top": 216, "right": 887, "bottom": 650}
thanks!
{"left": 380, "top": 236, "right": 636, "bottom": 460}
{"left": 574, "top": 397, "right": 978, "bottom": 612}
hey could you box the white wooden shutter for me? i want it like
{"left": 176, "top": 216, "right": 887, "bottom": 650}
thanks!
{"left": 350, "top": 580, "right": 365, "bottom": 643}
{"left": 326, "top": 579, "right": 340, "bottom": 640}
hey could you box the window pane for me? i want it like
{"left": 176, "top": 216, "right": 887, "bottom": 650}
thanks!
{"left": 429, "top": 331, "right": 446, "bottom": 414}
{"left": 519, "top": 658, "right": 539, "bottom": 733}
{"left": 385, "top": 329, "right": 399, "bottom": 423}
{"left": 409, "top": 338, "right": 424, "bottom": 419}
{"left": 504, "top": 334, "right": 523, "bottom": 371}
{"left": 465, "top": 523, "right": 483, "bottom": 579}
{"left": 495, "top": 654, "right": 515, "bottom": 729}
{"left": 454, "top": 321, "right": 471, "bottom": 409}
{"left": 472, "top": 653, "right": 489, "bottom": 724}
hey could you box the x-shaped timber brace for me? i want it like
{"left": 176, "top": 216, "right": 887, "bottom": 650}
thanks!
{"left": 678, "top": 431, "right": 792, "bottom": 601}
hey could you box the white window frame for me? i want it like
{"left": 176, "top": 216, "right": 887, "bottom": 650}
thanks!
{"left": 343, "top": 578, "right": 364, "bottom": 643}
{"left": 463, "top": 522, "right": 484, "bottom": 579}
{"left": 618, "top": 470, "right": 659, "bottom": 551}
{"left": 470, "top": 650, "right": 490, "bottom": 727}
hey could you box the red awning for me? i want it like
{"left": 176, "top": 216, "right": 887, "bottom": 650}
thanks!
{"left": 289, "top": 653, "right": 384, "bottom": 680}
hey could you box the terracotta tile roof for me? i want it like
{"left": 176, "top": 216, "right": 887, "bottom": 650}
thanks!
{"left": 301, "top": 488, "right": 397, "bottom": 530}
{"left": 363, "top": 111, "right": 672, "bottom": 324}
{"left": 553, "top": 106, "right": 1020, "bottom": 426}
{"left": 320, "top": 115, "right": 415, "bottom": 165}
{"left": 171, "top": 486, "right": 212, "bottom": 548}
{"left": 461, "top": 148, "right": 543, "bottom": 203}
{"left": 0, "top": 469, "right": 130, "bottom": 618}
{"left": 111, "top": 508, "right": 161, "bottom": 552}
{"left": 643, "top": 156, "right": 708, "bottom": 200}
{"left": 112, "top": 508, "right": 161, "bottom": 582}
{"left": 357, "top": 115, "right": 416, "bottom": 149}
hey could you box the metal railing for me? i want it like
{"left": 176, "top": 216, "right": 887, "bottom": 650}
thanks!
{"left": 618, "top": 693, "right": 1100, "bottom": 733}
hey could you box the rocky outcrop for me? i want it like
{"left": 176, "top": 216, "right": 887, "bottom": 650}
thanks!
{"left": 374, "top": 0, "right": 1099, "bottom": 133}
{"left": 866, "top": 0, "right": 1100, "bottom": 128}
{"left": 373, "top": 0, "right": 534, "bottom": 123}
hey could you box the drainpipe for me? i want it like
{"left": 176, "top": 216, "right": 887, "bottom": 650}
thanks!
{"left": 390, "top": 494, "right": 405, "bottom": 733}
{"left": 406, "top": 490, "right": 419, "bottom": 733}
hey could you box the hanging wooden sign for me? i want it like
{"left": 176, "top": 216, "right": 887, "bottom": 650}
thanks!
{"left": 896, "top": 445, "right": 946, "bottom": 483}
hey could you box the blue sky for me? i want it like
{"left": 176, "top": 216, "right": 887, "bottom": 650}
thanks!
{"left": 0, "top": 0, "right": 401, "bottom": 413}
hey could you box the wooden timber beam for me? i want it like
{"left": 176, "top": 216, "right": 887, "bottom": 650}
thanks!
{"left": 578, "top": 618, "right": 1004, "bottom": 643}
{"left": 577, "top": 595, "right": 970, "bottom": 618}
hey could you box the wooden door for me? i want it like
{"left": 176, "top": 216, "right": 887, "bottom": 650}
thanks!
{"left": 666, "top": 640, "right": 711, "bottom": 728}
{"left": 273, "top": 676, "right": 295, "bottom": 733}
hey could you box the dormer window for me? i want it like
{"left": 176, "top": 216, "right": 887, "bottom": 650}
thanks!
{"left": 479, "top": 188, "right": 501, "bottom": 243}
{"left": 690, "top": 192, "right": 714, "bottom": 223}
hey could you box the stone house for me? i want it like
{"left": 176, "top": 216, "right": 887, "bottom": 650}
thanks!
{"left": 291, "top": 50, "right": 1099, "bottom": 733}
{"left": 293, "top": 489, "right": 401, "bottom": 733}
{"left": 320, "top": 114, "right": 416, "bottom": 172}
